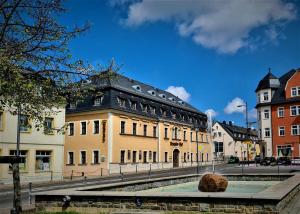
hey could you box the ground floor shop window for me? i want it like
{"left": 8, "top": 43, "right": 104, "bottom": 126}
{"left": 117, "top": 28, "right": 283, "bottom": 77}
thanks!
{"left": 36, "top": 150, "right": 51, "bottom": 171}
{"left": 93, "top": 150, "right": 100, "bottom": 164}
{"left": 133, "top": 151, "right": 137, "bottom": 163}
{"left": 120, "top": 150, "right": 125, "bottom": 164}
{"left": 277, "top": 145, "right": 292, "bottom": 157}
{"left": 143, "top": 151, "right": 147, "bottom": 163}
{"left": 9, "top": 150, "right": 27, "bottom": 171}
{"left": 153, "top": 152, "right": 157, "bottom": 162}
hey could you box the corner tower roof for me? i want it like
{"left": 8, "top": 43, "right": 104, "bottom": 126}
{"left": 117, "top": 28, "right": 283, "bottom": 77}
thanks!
{"left": 255, "top": 71, "right": 279, "bottom": 92}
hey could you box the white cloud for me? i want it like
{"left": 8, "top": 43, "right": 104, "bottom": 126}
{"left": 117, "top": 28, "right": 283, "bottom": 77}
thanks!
{"left": 165, "top": 86, "right": 191, "bottom": 102}
{"left": 205, "top": 109, "right": 218, "bottom": 118}
{"left": 249, "top": 108, "right": 257, "bottom": 120}
{"left": 224, "top": 97, "right": 246, "bottom": 114}
{"left": 121, "top": 0, "right": 296, "bottom": 54}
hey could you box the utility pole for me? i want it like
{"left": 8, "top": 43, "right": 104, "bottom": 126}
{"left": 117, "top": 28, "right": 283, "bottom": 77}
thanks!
{"left": 195, "top": 128, "right": 199, "bottom": 174}
{"left": 12, "top": 105, "right": 22, "bottom": 214}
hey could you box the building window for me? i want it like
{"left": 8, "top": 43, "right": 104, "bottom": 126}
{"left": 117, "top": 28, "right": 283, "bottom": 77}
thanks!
{"left": 164, "top": 152, "right": 168, "bottom": 163}
{"left": 142, "top": 104, "right": 148, "bottom": 113}
{"left": 94, "top": 96, "right": 103, "bottom": 106}
{"left": 133, "top": 151, "right": 137, "bottom": 163}
{"left": 184, "top": 153, "right": 186, "bottom": 162}
{"left": 0, "top": 111, "right": 3, "bottom": 130}
{"left": 278, "top": 107, "right": 284, "bottom": 118}
{"left": 117, "top": 97, "right": 126, "bottom": 108}
{"left": 257, "top": 93, "right": 260, "bottom": 103}
{"left": 130, "top": 100, "right": 137, "bottom": 110}
{"left": 164, "top": 128, "right": 168, "bottom": 138}
{"left": 190, "top": 132, "right": 193, "bottom": 142}
{"left": 132, "top": 123, "right": 137, "bottom": 135}
{"left": 9, "top": 150, "right": 27, "bottom": 170}
{"left": 149, "top": 151, "right": 152, "bottom": 160}
{"left": 68, "top": 123, "right": 74, "bottom": 136}
{"left": 36, "top": 151, "right": 51, "bottom": 171}
{"left": 263, "top": 92, "right": 268, "bottom": 101}
{"left": 278, "top": 126, "right": 285, "bottom": 136}
{"left": 265, "top": 128, "right": 271, "bottom": 138}
{"left": 264, "top": 109, "right": 270, "bottom": 119}
{"left": 150, "top": 106, "right": 156, "bottom": 114}
{"left": 191, "top": 153, "right": 193, "bottom": 162}
{"left": 94, "top": 120, "right": 100, "bottom": 134}
{"left": 102, "top": 121, "right": 106, "bottom": 142}
{"left": 120, "top": 121, "right": 125, "bottom": 134}
{"left": 214, "top": 142, "right": 224, "bottom": 153}
{"left": 153, "top": 126, "right": 157, "bottom": 137}
{"left": 80, "top": 121, "right": 87, "bottom": 135}
{"left": 80, "top": 151, "right": 86, "bottom": 164}
{"left": 127, "top": 150, "right": 131, "bottom": 160}
{"left": 290, "top": 106, "right": 300, "bottom": 116}
{"left": 258, "top": 111, "right": 261, "bottom": 120}
{"left": 183, "top": 131, "right": 186, "bottom": 141}
{"left": 277, "top": 145, "right": 292, "bottom": 157}
{"left": 291, "top": 125, "right": 300, "bottom": 136}
{"left": 153, "top": 152, "right": 157, "bottom": 163}
{"left": 93, "top": 150, "right": 100, "bottom": 164}
{"left": 68, "top": 152, "right": 74, "bottom": 165}
{"left": 69, "top": 102, "right": 77, "bottom": 109}
{"left": 143, "top": 125, "right": 147, "bottom": 136}
{"left": 171, "top": 111, "right": 176, "bottom": 119}
{"left": 291, "top": 87, "right": 300, "bottom": 97}
{"left": 20, "top": 115, "right": 30, "bottom": 132}
{"left": 139, "top": 150, "right": 142, "bottom": 160}
{"left": 161, "top": 109, "right": 167, "bottom": 117}
{"left": 44, "top": 117, "right": 54, "bottom": 134}
{"left": 120, "top": 150, "right": 125, "bottom": 164}
{"left": 143, "top": 151, "right": 147, "bottom": 163}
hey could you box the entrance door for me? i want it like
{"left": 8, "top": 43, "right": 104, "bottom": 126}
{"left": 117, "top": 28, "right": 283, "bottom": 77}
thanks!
{"left": 173, "top": 149, "right": 180, "bottom": 168}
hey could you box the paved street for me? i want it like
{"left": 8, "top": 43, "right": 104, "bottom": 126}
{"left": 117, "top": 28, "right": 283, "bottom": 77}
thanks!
{"left": 0, "top": 163, "right": 299, "bottom": 212}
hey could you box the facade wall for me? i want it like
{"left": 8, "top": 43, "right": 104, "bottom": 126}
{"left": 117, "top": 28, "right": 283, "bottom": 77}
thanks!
{"left": 64, "top": 111, "right": 109, "bottom": 177}
{"left": 271, "top": 103, "right": 300, "bottom": 158}
{"left": 0, "top": 108, "right": 65, "bottom": 184}
{"left": 285, "top": 71, "right": 300, "bottom": 99}
{"left": 64, "top": 110, "right": 212, "bottom": 177}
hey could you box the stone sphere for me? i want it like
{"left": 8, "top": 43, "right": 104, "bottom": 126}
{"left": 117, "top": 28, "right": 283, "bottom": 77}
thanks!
{"left": 198, "top": 173, "right": 228, "bottom": 192}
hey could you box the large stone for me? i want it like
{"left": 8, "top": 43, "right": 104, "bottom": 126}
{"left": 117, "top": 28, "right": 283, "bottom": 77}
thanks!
{"left": 198, "top": 174, "right": 228, "bottom": 192}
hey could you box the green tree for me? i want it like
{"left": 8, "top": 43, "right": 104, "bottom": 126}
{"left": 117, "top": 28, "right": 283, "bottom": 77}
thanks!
{"left": 0, "top": 1, "right": 117, "bottom": 213}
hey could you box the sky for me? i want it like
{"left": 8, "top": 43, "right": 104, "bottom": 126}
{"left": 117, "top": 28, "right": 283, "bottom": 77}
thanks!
{"left": 62, "top": 0, "right": 300, "bottom": 127}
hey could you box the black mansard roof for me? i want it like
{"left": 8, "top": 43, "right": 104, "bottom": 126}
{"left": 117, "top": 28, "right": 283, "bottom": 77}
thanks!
{"left": 67, "top": 72, "right": 207, "bottom": 129}
{"left": 256, "top": 69, "right": 300, "bottom": 107}
{"left": 216, "top": 121, "right": 258, "bottom": 141}
{"left": 255, "top": 71, "right": 279, "bottom": 92}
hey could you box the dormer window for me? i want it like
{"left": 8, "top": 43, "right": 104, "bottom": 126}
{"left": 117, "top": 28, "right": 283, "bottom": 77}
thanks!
{"left": 169, "top": 97, "right": 176, "bottom": 102}
{"left": 129, "top": 100, "right": 137, "bottom": 110}
{"left": 150, "top": 106, "right": 156, "bottom": 114}
{"left": 117, "top": 97, "right": 126, "bottom": 108}
{"left": 263, "top": 92, "right": 268, "bottom": 101}
{"left": 141, "top": 104, "right": 148, "bottom": 113}
{"left": 94, "top": 96, "right": 103, "bottom": 106}
{"left": 132, "top": 85, "right": 142, "bottom": 92}
{"left": 159, "top": 94, "right": 166, "bottom": 99}
{"left": 69, "top": 102, "right": 77, "bottom": 109}
{"left": 160, "top": 108, "right": 167, "bottom": 117}
{"left": 171, "top": 111, "right": 176, "bottom": 119}
{"left": 291, "top": 87, "right": 300, "bottom": 97}
{"left": 148, "top": 90, "right": 156, "bottom": 96}
{"left": 178, "top": 100, "right": 184, "bottom": 105}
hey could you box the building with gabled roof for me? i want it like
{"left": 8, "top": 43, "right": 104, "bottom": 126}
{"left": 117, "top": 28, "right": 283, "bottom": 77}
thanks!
{"left": 64, "top": 72, "right": 212, "bottom": 177}
{"left": 256, "top": 68, "right": 300, "bottom": 158}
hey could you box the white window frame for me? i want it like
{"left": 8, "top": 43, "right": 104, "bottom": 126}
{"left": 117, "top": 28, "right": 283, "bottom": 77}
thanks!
{"left": 80, "top": 121, "right": 87, "bottom": 135}
{"left": 68, "top": 122, "right": 75, "bottom": 136}
{"left": 291, "top": 125, "right": 300, "bottom": 136}
{"left": 291, "top": 87, "right": 297, "bottom": 97}
{"left": 263, "top": 92, "right": 269, "bottom": 101}
{"left": 92, "top": 150, "right": 100, "bottom": 164}
{"left": 277, "top": 107, "right": 284, "bottom": 118}
{"left": 290, "top": 106, "right": 300, "bottom": 116}
{"left": 93, "top": 120, "right": 100, "bottom": 134}
{"left": 278, "top": 126, "right": 285, "bottom": 136}
{"left": 80, "top": 150, "right": 87, "bottom": 164}
{"left": 264, "top": 109, "right": 270, "bottom": 119}
{"left": 67, "top": 151, "right": 74, "bottom": 165}
{"left": 264, "top": 128, "right": 271, "bottom": 138}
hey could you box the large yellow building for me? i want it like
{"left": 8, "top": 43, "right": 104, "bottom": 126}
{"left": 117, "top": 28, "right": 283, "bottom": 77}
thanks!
{"left": 64, "top": 73, "right": 211, "bottom": 177}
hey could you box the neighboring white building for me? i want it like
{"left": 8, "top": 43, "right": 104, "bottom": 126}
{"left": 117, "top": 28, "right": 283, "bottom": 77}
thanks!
{"left": 212, "top": 121, "right": 259, "bottom": 161}
{"left": 0, "top": 108, "right": 65, "bottom": 184}
{"left": 255, "top": 72, "right": 280, "bottom": 157}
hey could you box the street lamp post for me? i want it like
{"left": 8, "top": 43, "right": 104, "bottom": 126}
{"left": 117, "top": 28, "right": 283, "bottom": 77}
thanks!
{"left": 196, "top": 128, "right": 199, "bottom": 174}
{"left": 237, "top": 101, "right": 250, "bottom": 166}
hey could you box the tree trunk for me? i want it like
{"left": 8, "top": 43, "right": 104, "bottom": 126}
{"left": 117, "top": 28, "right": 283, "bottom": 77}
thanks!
{"left": 12, "top": 163, "right": 22, "bottom": 213}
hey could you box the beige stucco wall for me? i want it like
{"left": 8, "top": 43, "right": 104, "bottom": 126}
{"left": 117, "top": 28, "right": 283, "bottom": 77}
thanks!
{"left": 0, "top": 108, "right": 65, "bottom": 184}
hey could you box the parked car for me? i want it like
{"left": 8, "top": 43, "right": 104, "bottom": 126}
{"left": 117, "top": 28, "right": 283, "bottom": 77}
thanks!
{"left": 292, "top": 157, "right": 300, "bottom": 165}
{"left": 277, "top": 157, "right": 291, "bottom": 165}
{"left": 228, "top": 156, "right": 239, "bottom": 164}
{"left": 254, "top": 155, "right": 261, "bottom": 163}
{"left": 260, "top": 157, "right": 277, "bottom": 166}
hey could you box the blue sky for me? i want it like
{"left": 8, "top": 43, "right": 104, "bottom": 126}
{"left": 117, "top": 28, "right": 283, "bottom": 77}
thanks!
{"left": 63, "top": 0, "right": 300, "bottom": 126}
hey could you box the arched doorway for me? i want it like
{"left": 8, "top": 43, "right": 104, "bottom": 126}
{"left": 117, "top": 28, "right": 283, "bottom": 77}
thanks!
{"left": 173, "top": 149, "right": 180, "bottom": 168}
